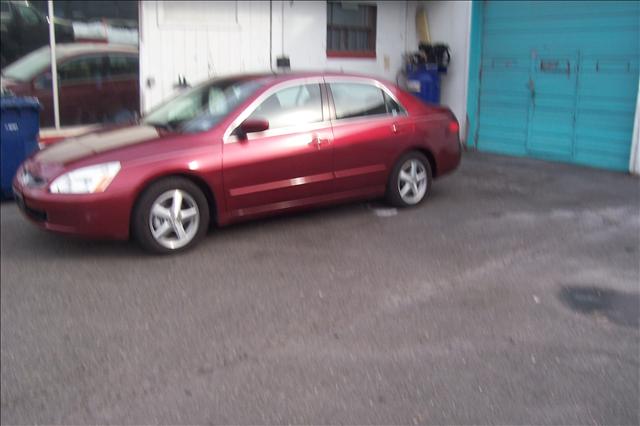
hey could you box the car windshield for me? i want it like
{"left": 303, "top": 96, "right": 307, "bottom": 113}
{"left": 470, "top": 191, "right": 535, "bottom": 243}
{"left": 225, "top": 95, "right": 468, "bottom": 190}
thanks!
{"left": 143, "top": 78, "right": 266, "bottom": 133}
{"left": 3, "top": 47, "right": 51, "bottom": 81}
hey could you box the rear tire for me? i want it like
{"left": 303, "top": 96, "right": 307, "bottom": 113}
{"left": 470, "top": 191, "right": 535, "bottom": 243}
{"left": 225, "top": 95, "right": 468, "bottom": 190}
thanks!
{"left": 386, "top": 151, "right": 432, "bottom": 207}
{"left": 132, "top": 177, "right": 209, "bottom": 254}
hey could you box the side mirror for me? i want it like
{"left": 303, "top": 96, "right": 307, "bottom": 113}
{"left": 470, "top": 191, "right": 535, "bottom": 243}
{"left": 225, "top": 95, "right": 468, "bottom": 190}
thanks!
{"left": 235, "top": 118, "right": 269, "bottom": 139}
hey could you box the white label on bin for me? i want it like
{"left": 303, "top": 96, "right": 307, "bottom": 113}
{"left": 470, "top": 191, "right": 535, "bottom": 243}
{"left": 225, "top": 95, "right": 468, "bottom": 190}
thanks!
{"left": 5, "top": 123, "right": 18, "bottom": 132}
{"left": 407, "top": 80, "right": 421, "bottom": 93}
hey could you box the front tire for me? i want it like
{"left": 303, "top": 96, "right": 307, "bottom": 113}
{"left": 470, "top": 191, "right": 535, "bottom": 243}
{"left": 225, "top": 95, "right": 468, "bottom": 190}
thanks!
{"left": 386, "top": 151, "right": 432, "bottom": 207}
{"left": 132, "top": 177, "right": 209, "bottom": 254}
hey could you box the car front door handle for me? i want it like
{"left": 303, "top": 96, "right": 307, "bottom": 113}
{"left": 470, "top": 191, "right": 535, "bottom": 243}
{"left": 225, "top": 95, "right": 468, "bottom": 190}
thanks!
{"left": 391, "top": 123, "right": 399, "bottom": 133}
{"left": 309, "top": 137, "right": 330, "bottom": 149}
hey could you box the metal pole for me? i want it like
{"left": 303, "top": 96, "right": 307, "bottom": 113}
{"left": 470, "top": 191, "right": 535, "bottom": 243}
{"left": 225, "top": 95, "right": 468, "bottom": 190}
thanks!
{"left": 269, "top": 0, "right": 275, "bottom": 73}
{"left": 47, "top": 0, "right": 60, "bottom": 129}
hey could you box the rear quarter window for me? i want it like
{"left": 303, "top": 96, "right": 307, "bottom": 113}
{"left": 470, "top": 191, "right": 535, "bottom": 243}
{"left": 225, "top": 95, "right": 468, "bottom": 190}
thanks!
{"left": 383, "top": 92, "right": 404, "bottom": 116}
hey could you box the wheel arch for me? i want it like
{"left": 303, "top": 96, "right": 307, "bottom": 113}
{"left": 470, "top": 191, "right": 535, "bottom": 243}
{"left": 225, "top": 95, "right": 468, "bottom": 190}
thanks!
{"left": 402, "top": 147, "right": 438, "bottom": 178}
{"left": 129, "top": 172, "right": 220, "bottom": 236}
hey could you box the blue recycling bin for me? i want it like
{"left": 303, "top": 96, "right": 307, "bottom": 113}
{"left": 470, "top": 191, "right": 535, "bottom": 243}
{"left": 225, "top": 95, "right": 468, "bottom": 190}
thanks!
{"left": 1, "top": 97, "right": 41, "bottom": 198}
{"left": 406, "top": 64, "right": 442, "bottom": 104}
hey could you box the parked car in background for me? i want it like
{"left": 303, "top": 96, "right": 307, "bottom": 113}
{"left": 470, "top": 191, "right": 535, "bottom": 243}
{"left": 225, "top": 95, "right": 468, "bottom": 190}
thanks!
{"left": 1, "top": 43, "right": 139, "bottom": 127}
{"left": 12, "top": 72, "right": 461, "bottom": 254}
{"left": 0, "top": 0, "right": 74, "bottom": 68}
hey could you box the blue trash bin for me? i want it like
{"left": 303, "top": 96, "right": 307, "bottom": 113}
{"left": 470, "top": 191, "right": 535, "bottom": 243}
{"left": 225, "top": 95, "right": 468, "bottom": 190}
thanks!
{"left": 406, "top": 64, "right": 441, "bottom": 104}
{"left": 1, "top": 97, "right": 41, "bottom": 199}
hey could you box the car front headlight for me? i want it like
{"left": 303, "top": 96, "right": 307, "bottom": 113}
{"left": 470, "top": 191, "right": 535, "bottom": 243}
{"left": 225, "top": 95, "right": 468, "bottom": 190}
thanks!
{"left": 49, "top": 162, "right": 121, "bottom": 194}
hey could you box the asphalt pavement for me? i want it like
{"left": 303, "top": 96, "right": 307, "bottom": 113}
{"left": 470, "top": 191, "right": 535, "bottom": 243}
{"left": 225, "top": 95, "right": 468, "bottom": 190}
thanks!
{"left": 1, "top": 151, "right": 639, "bottom": 425}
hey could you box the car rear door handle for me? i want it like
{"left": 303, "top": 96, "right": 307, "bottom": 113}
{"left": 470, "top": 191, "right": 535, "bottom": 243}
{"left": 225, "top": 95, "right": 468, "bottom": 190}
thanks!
{"left": 391, "top": 123, "right": 399, "bottom": 133}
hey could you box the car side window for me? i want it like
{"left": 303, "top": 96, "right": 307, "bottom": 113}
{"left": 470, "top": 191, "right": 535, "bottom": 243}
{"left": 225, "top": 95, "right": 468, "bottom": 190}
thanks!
{"left": 1, "top": 2, "right": 11, "bottom": 17}
{"left": 16, "top": 5, "right": 40, "bottom": 26}
{"left": 248, "top": 84, "right": 323, "bottom": 130}
{"left": 58, "top": 56, "right": 105, "bottom": 84}
{"left": 106, "top": 54, "right": 138, "bottom": 79}
{"left": 329, "top": 82, "right": 389, "bottom": 120}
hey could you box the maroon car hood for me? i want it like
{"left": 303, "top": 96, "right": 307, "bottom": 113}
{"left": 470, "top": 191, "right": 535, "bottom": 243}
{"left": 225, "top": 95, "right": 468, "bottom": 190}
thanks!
{"left": 35, "top": 125, "right": 161, "bottom": 164}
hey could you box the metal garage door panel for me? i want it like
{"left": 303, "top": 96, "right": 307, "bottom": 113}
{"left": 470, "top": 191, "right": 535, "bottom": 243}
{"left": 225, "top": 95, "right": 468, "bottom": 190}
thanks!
{"left": 476, "top": 1, "right": 640, "bottom": 170}
{"left": 526, "top": 55, "right": 578, "bottom": 160}
{"left": 476, "top": 56, "right": 529, "bottom": 155}
{"left": 483, "top": 0, "right": 639, "bottom": 20}
{"left": 575, "top": 55, "right": 638, "bottom": 170}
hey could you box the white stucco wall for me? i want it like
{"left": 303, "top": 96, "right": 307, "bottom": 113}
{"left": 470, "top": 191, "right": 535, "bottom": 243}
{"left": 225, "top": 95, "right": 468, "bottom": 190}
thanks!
{"left": 272, "top": 1, "right": 419, "bottom": 81}
{"left": 140, "top": 0, "right": 421, "bottom": 112}
{"left": 422, "top": 1, "right": 472, "bottom": 139}
{"left": 139, "top": 1, "right": 271, "bottom": 112}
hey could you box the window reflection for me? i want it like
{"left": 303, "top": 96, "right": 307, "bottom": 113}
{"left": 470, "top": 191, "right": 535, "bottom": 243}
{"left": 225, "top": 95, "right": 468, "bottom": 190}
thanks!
{"left": 249, "top": 84, "right": 324, "bottom": 129}
{"left": 1, "top": 1, "right": 139, "bottom": 129}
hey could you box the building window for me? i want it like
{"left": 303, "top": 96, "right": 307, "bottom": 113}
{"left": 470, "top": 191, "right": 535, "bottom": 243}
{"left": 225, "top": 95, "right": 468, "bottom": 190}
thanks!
{"left": 1, "top": 1, "right": 139, "bottom": 129}
{"left": 326, "top": 1, "right": 376, "bottom": 58}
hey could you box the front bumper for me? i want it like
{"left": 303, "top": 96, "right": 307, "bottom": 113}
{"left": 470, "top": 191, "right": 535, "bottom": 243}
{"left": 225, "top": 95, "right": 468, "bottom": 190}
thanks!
{"left": 12, "top": 172, "right": 132, "bottom": 240}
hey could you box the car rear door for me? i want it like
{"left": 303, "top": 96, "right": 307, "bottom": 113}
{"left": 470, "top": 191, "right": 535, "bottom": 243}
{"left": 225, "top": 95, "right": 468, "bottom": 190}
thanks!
{"left": 57, "top": 54, "right": 107, "bottom": 125}
{"left": 103, "top": 53, "right": 140, "bottom": 122}
{"left": 326, "top": 78, "right": 412, "bottom": 193}
{"left": 222, "top": 79, "right": 334, "bottom": 218}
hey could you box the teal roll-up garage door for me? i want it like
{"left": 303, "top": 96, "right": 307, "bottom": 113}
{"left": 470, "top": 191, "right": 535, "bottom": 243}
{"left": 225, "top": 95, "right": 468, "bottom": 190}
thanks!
{"left": 476, "top": 1, "right": 639, "bottom": 171}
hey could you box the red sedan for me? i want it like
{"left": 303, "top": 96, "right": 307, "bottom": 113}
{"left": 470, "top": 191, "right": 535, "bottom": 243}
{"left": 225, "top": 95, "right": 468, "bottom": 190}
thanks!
{"left": 12, "top": 72, "right": 461, "bottom": 253}
{"left": 2, "top": 43, "right": 139, "bottom": 127}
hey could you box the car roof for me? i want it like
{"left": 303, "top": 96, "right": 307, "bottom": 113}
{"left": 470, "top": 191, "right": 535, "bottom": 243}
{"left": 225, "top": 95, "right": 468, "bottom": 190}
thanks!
{"left": 218, "top": 71, "right": 391, "bottom": 86}
{"left": 54, "top": 43, "right": 138, "bottom": 58}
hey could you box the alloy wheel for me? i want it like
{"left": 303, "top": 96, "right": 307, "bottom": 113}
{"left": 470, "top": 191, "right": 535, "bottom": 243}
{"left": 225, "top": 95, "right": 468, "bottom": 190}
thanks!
{"left": 148, "top": 189, "right": 200, "bottom": 250}
{"left": 397, "top": 158, "right": 428, "bottom": 205}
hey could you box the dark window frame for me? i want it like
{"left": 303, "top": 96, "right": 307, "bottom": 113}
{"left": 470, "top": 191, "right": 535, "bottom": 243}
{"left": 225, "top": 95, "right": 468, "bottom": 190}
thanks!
{"left": 326, "top": 1, "right": 377, "bottom": 59}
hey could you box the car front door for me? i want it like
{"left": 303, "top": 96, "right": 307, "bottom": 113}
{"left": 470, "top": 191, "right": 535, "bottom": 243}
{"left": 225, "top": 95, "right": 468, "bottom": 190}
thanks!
{"left": 327, "top": 79, "right": 412, "bottom": 193}
{"left": 222, "top": 80, "right": 334, "bottom": 218}
{"left": 31, "top": 73, "right": 55, "bottom": 127}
